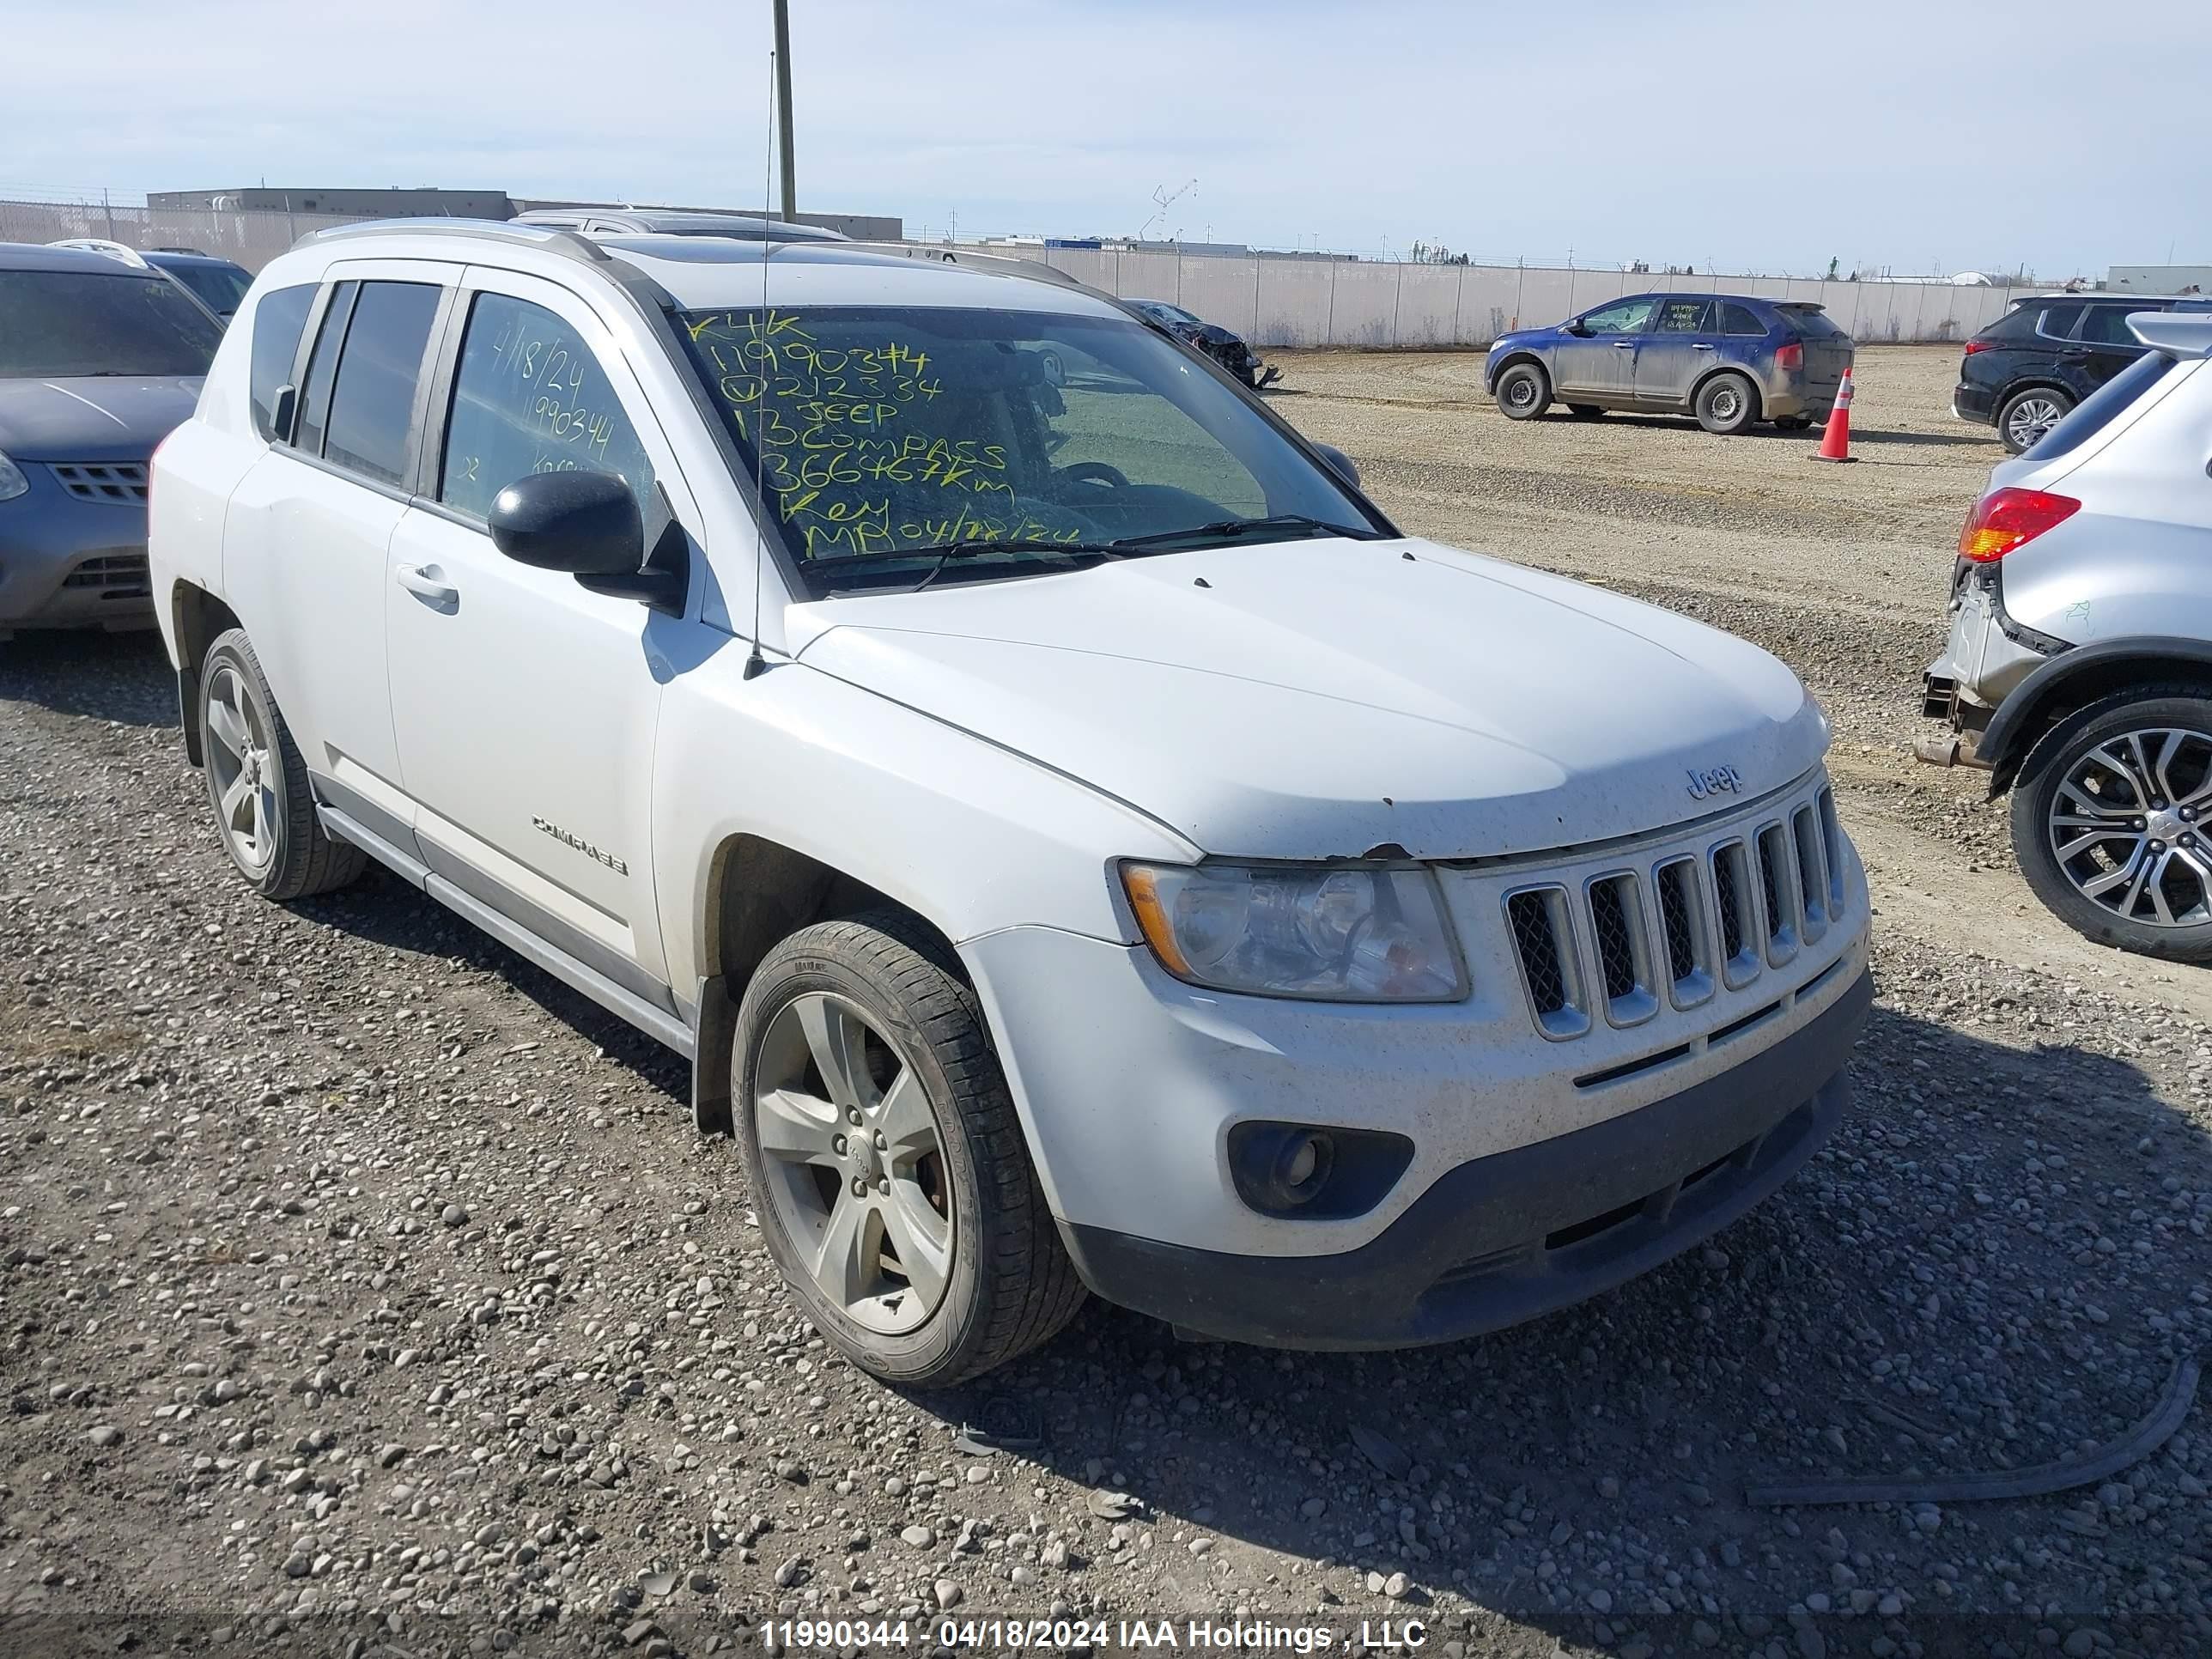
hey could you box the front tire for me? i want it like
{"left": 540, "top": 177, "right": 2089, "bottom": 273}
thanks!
{"left": 734, "top": 912, "right": 1086, "bottom": 1386}
{"left": 1694, "top": 372, "right": 1759, "bottom": 434}
{"left": 2009, "top": 689, "right": 2212, "bottom": 963}
{"left": 1495, "top": 362, "right": 1550, "bottom": 420}
{"left": 198, "top": 629, "right": 366, "bottom": 901}
{"left": 1999, "top": 386, "right": 2073, "bottom": 454}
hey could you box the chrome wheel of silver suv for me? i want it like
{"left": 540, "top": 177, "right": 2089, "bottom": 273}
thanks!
{"left": 2013, "top": 692, "right": 2212, "bottom": 963}
{"left": 2045, "top": 727, "right": 2212, "bottom": 927}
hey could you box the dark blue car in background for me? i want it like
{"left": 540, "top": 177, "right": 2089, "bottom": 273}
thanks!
{"left": 1485, "top": 292, "right": 1854, "bottom": 435}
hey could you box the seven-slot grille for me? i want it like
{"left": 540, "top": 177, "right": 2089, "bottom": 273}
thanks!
{"left": 1504, "top": 785, "right": 1845, "bottom": 1040}
{"left": 50, "top": 462, "right": 149, "bottom": 503}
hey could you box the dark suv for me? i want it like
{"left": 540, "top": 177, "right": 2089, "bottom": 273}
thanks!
{"left": 1485, "top": 293, "right": 1853, "bottom": 435}
{"left": 1955, "top": 292, "right": 2212, "bottom": 453}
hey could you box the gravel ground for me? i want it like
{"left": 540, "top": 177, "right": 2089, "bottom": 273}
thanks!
{"left": 5, "top": 345, "right": 2212, "bottom": 1659}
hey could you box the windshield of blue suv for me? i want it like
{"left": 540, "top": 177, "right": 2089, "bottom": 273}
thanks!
{"left": 0, "top": 270, "right": 222, "bottom": 377}
{"left": 674, "top": 305, "right": 1378, "bottom": 593}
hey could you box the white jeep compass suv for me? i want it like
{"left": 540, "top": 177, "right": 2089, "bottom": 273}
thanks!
{"left": 149, "top": 220, "right": 1872, "bottom": 1385}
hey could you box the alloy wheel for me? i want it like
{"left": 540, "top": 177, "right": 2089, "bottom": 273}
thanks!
{"left": 751, "top": 992, "right": 954, "bottom": 1334}
{"left": 2006, "top": 396, "right": 2064, "bottom": 450}
{"left": 204, "top": 662, "right": 280, "bottom": 872}
{"left": 2045, "top": 726, "right": 2212, "bottom": 928}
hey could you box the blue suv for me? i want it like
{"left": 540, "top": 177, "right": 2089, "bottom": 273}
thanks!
{"left": 1486, "top": 293, "right": 1855, "bottom": 435}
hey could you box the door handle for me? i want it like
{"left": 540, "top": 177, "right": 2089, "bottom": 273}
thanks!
{"left": 1690, "top": 343, "right": 1716, "bottom": 350}
{"left": 1613, "top": 340, "right": 1635, "bottom": 349}
{"left": 396, "top": 562, "right": 459, "bottom": 609}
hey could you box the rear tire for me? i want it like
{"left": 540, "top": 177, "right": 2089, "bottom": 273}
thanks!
{"left": 1495, "top": 362, "right": 1550, "bottom": 421}
{"left": 1999, "top": 386, "right": 2073, "bottom": 454}
{"left": 733, "top": 911, "right": 1086, "bottom": 1386}
{"left": 198, "top": 629, "right": 367, "bottom": 902}
{"left": 2008, "top": 688, "right": 2212, "bottom": 963}
{"left": 1566, "top": 404, "right": 1604, "bottom": 421}
{"left": 1694, "top": 372, "right": 1759, "bottom": 435}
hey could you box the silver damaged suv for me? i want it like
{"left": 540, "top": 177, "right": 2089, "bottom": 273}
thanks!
{"left": 1921, "top": 312, "right": 2212, "bottom": 961}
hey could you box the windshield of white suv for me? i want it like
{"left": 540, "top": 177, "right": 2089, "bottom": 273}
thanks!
{"left": 0, "top": 270, "right": 223, "bottom": 377}
{"left": 674, "top": 305, "right": 1380, "bottom": 592}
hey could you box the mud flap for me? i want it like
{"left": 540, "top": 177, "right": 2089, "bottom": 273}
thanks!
{"left": 690, "top": 974, "right": 736, "bottom": 1135}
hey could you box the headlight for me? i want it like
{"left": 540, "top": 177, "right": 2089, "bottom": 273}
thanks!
{"left": 1121, "top": 860, "right": 1466, "bottom": 1002}
{"left": 0, "top": 451, "right": 27, "bottom": 503}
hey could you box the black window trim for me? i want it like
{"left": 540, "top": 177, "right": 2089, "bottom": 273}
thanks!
{"left": 2033, "top": 303, "right": 2084, "bottom": 344}
{"left": 289, "top": 279, "right": 357, "bottom": 461}
{"left": 273, "top": 275, "right": 454, "bottom": 502}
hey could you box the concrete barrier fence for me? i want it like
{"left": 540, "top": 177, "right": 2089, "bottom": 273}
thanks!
{"left": 1034, "top": 246, "right": 2028, "bottom": 349}
{"left": 0, "top": 194, "right": 2029, "bottom": 348}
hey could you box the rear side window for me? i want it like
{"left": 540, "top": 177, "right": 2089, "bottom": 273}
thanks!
{"left": 1981, "top": 307, "right": 2044, "bottom": 343}
{"left": 1656, "top": 299, "right": 1711, "bottom": 332}
{"left": 1779, "top": 306, "right": 1848, "bottom": 341}
{"left": 320, "top": 281, "right": 442, "bottom": 488}
{"left": 437, "top": 292, "right": 656, "bottom": 522}
{"left": 1720, "top": 302, "right": 1766, "bottom": 337}
{"left": 2025, "top": 349, "right": 2179, "bottom": 465}
{"left": 2035, "top": 304, "right": 2084, "bottom": 341}
{"left": 2079, "top": 304, "right": 2154, "bottom": 346}
{"left": 248, "top": 283, "right": 316, "bottom": 441}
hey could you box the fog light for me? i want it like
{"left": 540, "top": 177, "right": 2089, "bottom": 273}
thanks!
{"left": 1226, "top": 1121, "right": 1412, "bottom": 1219}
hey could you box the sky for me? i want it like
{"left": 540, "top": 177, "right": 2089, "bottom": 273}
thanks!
{"left": 6, "top": 0, "right": 2206, "bottom": 280}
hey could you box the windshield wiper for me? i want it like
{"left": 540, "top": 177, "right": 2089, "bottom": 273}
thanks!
{"left": 1109, "top": 514, "right": 1382, "bottom": 552}
{"left": 817, "top": 538, "right": 1123, "bottom": 597}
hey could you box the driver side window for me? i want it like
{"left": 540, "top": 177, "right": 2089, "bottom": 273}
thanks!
{"left": 1578, "top": 298, "right": 1656, "bottom": 336}
{"left": 437, "top": 292, "right": 656, "bottom": 523}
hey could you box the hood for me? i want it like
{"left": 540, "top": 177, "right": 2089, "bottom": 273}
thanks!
{"left": 794, "top": 538, "right": 1826, "bottom": 860}
{"left": 1190, "top": 323, "right": 1243, "bottom": 348}
{"left": 0, "top": 376, "right": 204, "bottom": 462}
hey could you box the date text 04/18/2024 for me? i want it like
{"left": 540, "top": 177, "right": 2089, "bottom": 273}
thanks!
{"left": 757, "top": 1618, "right": 1431, "bottom": 1651}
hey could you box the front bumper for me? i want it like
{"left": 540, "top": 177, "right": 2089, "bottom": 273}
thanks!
{"left": 966, "top": 769, "right": 1868, "bottom": 1282}
{"left": 1066, "top": 967, "right": 1868, "bottom": 1347}
{"left": 0, "top": 466, "right": 155, "bottom": 631}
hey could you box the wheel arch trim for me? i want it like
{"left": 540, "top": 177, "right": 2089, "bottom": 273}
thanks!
{"left": 1983, "top": 635, "right": 2212, "bottom": 793}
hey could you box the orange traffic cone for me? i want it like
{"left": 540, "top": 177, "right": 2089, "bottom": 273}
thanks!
{"left": 1811, "top": 368, "right": 1856, "bottom": 463}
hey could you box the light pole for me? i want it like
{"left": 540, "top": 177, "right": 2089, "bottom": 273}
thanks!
{"left": 773, "top": 0, "right": 797, "bottom": 222}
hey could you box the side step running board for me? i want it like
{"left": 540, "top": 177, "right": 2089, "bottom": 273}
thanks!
{"left": 316, "top": 803, "right": 695, "bottom": 1060}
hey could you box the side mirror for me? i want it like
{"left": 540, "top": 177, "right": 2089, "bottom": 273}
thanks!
{"left": 1564, "top": 319, "right": 1589, "bottom": 337}
{"left": 1313, "top": 442, "right": 1360, "bottom": 489}
{"left": 269, "top": 383, "right": 297, "bottom": 446}
{"left": 488, "top": 470, "right": 642, "bottom": 576}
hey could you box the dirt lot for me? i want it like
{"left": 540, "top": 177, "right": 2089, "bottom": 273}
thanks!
{"left": 4, "top": 345, "right": 2211, "bottom": 1659}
